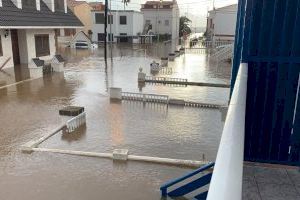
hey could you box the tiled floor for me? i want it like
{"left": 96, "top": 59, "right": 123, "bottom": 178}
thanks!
{"left": 243, "top": 164, "right": 300, "bottom": 200}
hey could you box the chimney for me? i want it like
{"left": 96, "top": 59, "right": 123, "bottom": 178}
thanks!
{"left": 11, "top": 0, "right": 22, "bottom": 9}
{"left": 36, "top": 0, "right": 40, "bottom": 11}
{"left": 64, "top": 0, "right": 67, "bottom": 13}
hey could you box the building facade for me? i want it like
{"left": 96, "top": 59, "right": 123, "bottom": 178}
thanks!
{"left": 68, "top": 1, "right": 104, "bottom": 36}
{"left": 0, "top": 0, "right": 82, "bottom": 69}
{"left": 206, "top": 4, "right": 237, "bottom": 41}
{"left": 141, "top": 0, "right": 180, "bottom": 41}
{"left": 91, "top": 10, "right": 144, "bottom": 43}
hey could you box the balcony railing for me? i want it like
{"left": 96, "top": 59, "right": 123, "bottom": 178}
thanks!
{"left": 206, "top": 63, "right": 248, "bottom": 200}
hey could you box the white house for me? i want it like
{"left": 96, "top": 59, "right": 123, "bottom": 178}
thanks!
{"left": 206, "top": 4, "right": 238, "bottom": 41}
{"left": 141, "top": 0, "right": 180, "bottom": 41}
{"left": 0, "top": 0, "right": 83, "bottom": 70}
{"left": 91, "top": 10, "right": 144, "bottom": 43}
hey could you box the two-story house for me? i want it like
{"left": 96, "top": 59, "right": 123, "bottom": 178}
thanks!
{"left": 91, "top": 10, "right": 144, "bottom": 43}
{"left": 141, "top": 0, "right": 179, "bottom": 41}
{"left": 0, "top": 0, "right": 83, "bottom": 70}
{"left": 206, "top": 4, "right": 237, "bottom": 41}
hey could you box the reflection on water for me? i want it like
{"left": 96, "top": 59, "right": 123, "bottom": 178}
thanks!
{"left": 0, "top": 44, "right": 231, "bottom": 200}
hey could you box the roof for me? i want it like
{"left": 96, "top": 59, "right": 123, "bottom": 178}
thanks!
{"left": 71, "top": 31, "right": 91, "bottom": 43}
{"left": 141, "top": 0, "right": 177, "bottom": 10}
{"left": 91, "top": 9, "right": 142, "bottom": 14}
{"left": 209, "top": 4, "right": 238, "bottom": 13}
{"left": 0, "top": 0, "right": 83, "bottom": 28}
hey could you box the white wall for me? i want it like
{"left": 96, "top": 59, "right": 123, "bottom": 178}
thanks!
{"left": 0, "top": 30, "right": 14, "bottom": 69}
{"left": 214, "top": 12, "right": 237, "bottom": 40}
{"left": 91, "top": 11, "right": 144, "bottom": 43}
{"left": 142, "top": 9, "right": 173, "bottom": 34}
{"left": 26, "top": 29, "right": 56, "bottom": 63}
{"left": 208, "top": 5, "right": 237, "bottom": 41}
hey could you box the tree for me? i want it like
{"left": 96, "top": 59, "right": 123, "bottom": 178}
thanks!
{"left": 122, "top": 0, "right": 130, "bottom": 9}
{"left": 179, "top": 16, "right": 192, "bottom": 37}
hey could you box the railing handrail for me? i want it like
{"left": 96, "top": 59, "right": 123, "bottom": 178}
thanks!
{"left": 206, "top": 63, "right": 248, "bottom": 200}
{"left": 121, "top": 92, "right": 169, "bottom": 99}
{"left": 160, "top": 162, "right": 215, "bottom": 196}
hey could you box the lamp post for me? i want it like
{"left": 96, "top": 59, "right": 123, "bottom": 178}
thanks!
{"left": 157, "top": 0, "right": 163, "bottom": 42}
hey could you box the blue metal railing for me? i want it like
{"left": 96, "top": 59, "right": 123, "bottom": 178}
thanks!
{"left": 160, "top": 162, "right": 214, "bottom": 198}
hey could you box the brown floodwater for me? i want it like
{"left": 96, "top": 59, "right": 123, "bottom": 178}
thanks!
{"left": 0, "top": 44, "right": 231, "bottom": 200}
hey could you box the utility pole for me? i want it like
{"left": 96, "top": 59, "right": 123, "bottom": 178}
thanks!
{"left": 104, "top": 0, "right": 108, "bottom": 65}
{"left": 109, "top": 0, "right": 113, "bottom": 60}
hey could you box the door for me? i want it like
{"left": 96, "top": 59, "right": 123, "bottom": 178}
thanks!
{"left": 119, "top": 33, "right": 128, "bottom": 43}
{"left": 98, "top": 33, "right": 106, "bottom": 42}
{"left": 11, "top": 29, "right": 20, "bottom": 65}
{"left": 290, "top": 73, "right": 300, "bottom": 162}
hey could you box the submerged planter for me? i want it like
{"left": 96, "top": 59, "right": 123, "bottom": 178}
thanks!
{"left": 179, "top": 47, "right": 185, "bottom": 55}
{"left": 168, "top": 53, "right": 176, "bottom": 61}
{"left": 160, "top": 57, "right": 168, "bottom": 67}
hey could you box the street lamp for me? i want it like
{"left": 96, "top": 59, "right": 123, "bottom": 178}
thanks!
{"left": 157, "top": 0, "right": 163, "bottom": 42}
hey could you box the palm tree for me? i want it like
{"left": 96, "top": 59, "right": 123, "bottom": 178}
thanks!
{"left": 179, "top": 16, "right": 192, "bottom": 37}
{"left": 122, "top": 0, "right": 130, "bottom": 10}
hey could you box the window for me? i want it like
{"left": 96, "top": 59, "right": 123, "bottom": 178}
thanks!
{"left": 146, "top": 20, "right": 151, "bottom": 24}
{"left": 22, "top": 0, "right": 36, "bottom": 9}
{"left": 0, "top": 36, "right": 3, "bottom": 57}
{"left": 95, "top": 13, "right": 105, "bottom": 24}
{"left": 54, "top": 0, "right": 64, "bottom": 12}
{"left": 108, "top": 15, "right": 113, "bottom": 24}
{"left": 165, "top": 20, "right": 169, "bottom": 26}
{"left": 65, "top": 29, "right": 76, "bottom": 36}
{"left": 120, "top": 16, "right": 127, "bottom": 25}
{"left": 35, "top": 35, "right": 50, "bottom": 57}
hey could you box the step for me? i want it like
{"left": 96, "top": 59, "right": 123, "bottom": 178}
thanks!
{"left": 168, "top": 173, "right": 212, "bottom": 197}
{"left": 194, "top": 191, "right": 208, "bottom": 200}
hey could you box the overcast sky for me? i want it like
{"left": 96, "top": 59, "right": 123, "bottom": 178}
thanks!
{"left": 86, "top": 0, "right": 238, "bottom": 27}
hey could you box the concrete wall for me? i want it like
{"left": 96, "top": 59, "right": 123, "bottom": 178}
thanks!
{"left": 26, "top": 29, "right": 56, "bottom": 62}
{"left": 213, "top": 12, "right": 237, "bottom": 41}
{"left": 0, "top": 29, "right": 14, "bottom": 69}
{"left": 74, "top": 3, "right": 92, "bottom": 35}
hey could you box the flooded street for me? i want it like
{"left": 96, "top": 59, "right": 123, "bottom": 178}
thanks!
{"left": 0, "top": 44, "right": 231, "bottom": 199}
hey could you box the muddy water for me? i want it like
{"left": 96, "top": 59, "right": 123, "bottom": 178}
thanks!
{"left": 0, "top": 44, "right": 231, "bottom": 199}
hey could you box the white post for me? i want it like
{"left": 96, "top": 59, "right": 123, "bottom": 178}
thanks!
{"left": 64, "top": 0, "right": 67, "bottom": 13}
{"left": 109, "top": 87, "right": 122, "bottom": 100}
{"left": 36, "top": 0, "right": 40, "bottom": 11}
{"left": 207, "top": 63, "right": 248, "bottom": 200}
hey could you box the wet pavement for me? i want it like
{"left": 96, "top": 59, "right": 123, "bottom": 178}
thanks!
{"left": 243, "top": 164, "right": 300, "bottom": 200}
{"left": 0, "top": 44, "right": 231, "bottom": 199}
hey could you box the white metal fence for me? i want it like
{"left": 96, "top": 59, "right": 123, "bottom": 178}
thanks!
{"left": 121, "top": 92, "right": 169, "bottom": 104}
{"left": 145, "top": 76, "right": 188, "bottom": 83}
{"left": 66, "top": 112, "right": 86, "bottom": 133}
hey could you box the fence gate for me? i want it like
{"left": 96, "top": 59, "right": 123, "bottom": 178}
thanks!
{"left": 290, "top": 74, "right": 300, "bottom": 163}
